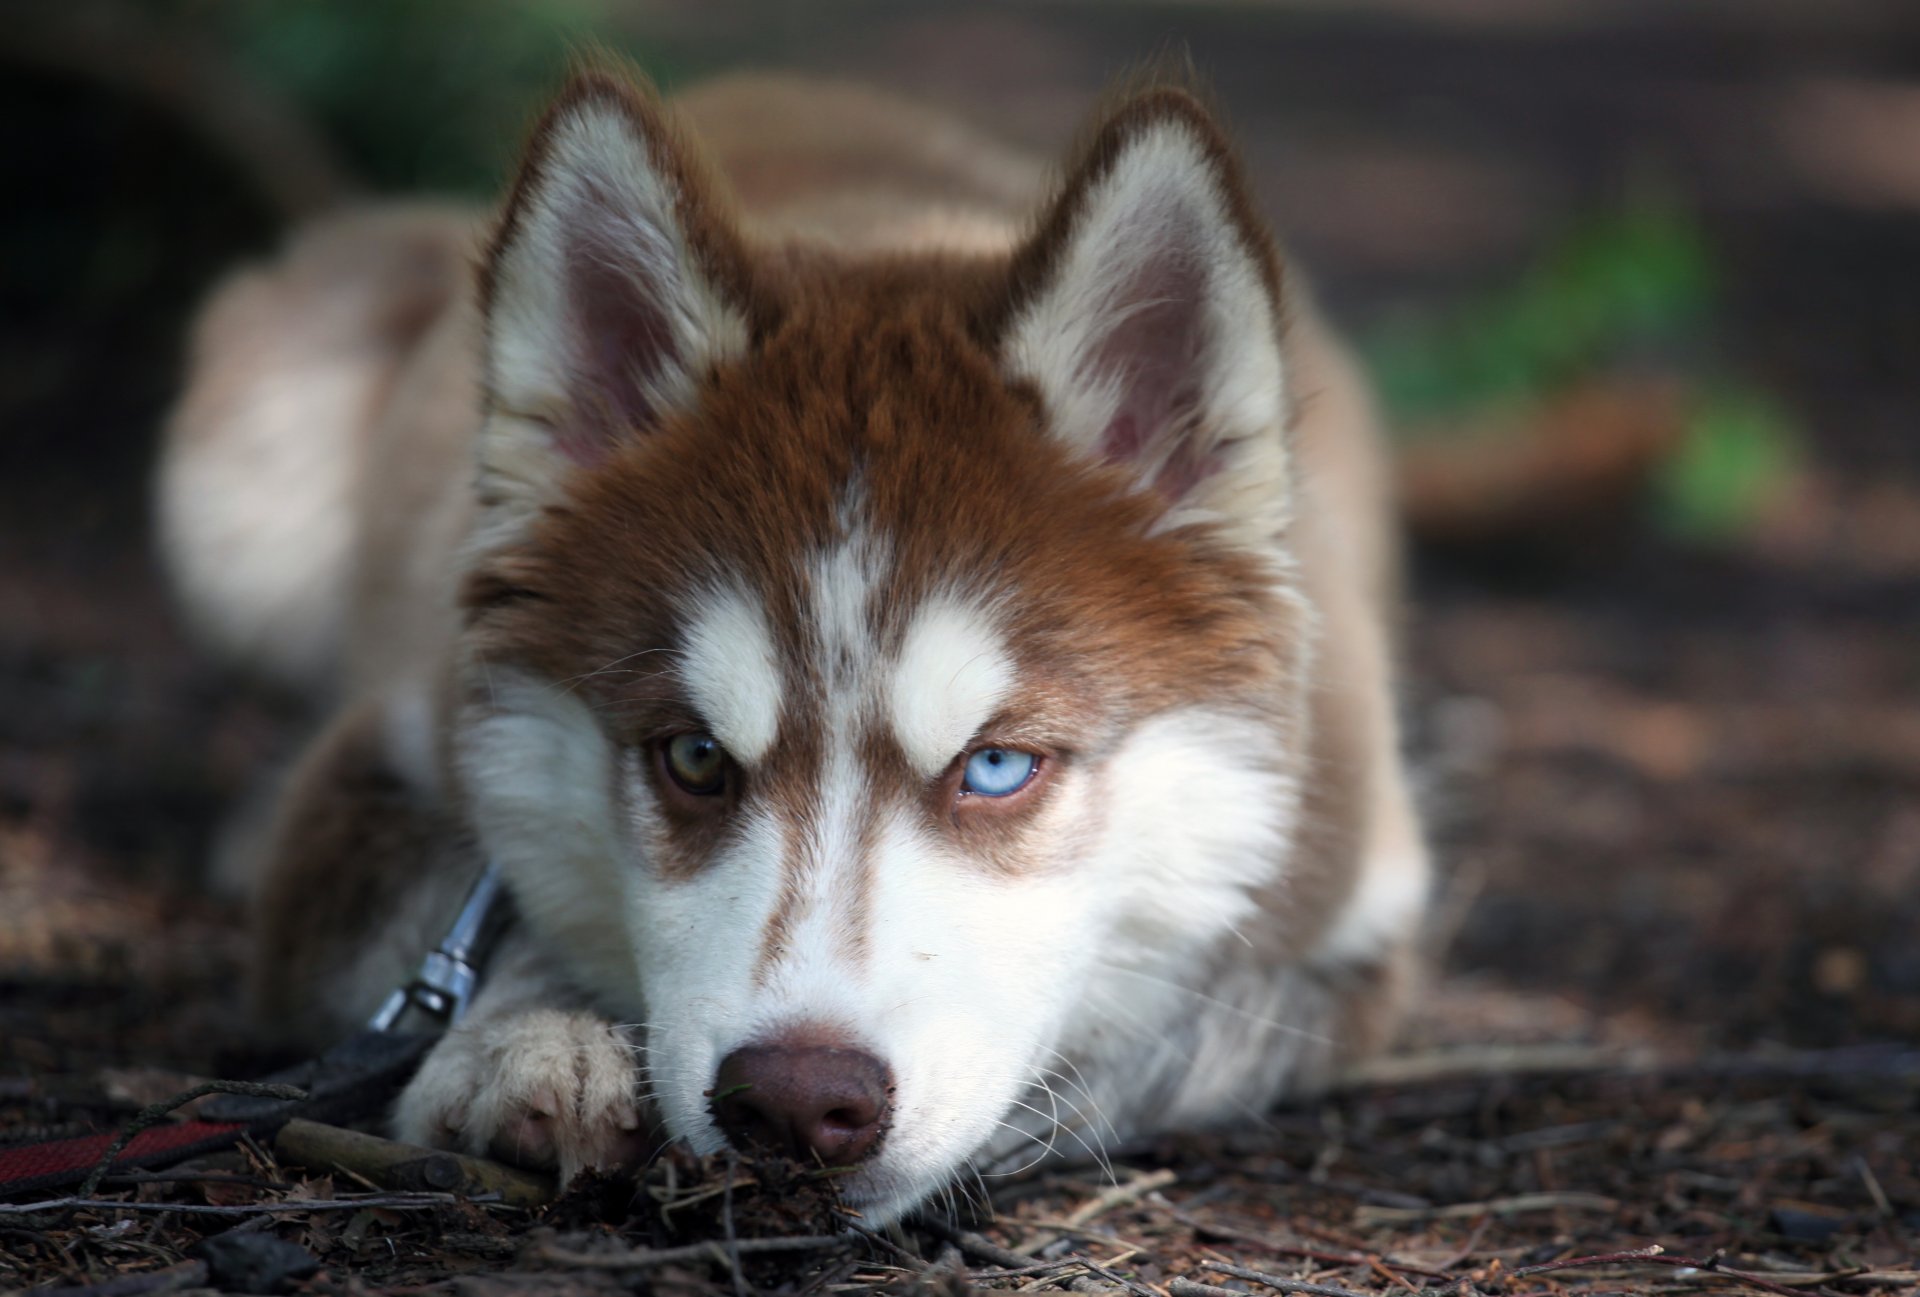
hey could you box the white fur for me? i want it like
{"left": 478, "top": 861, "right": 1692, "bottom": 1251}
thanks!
{"left": 465, "top": 597, "right": 1315, "bottom": 1219}
{"left": 436, "top": 98, "right": 1402, "bottom": 1228}
{"left": 1003, "top": 120, "right": 1291, "bottom": 543}
{"left": 159, "top": 368, "right": 357, "bottom": 692}
{"left": 889, "top": 596, "right": 1016, "bottom": 776}
{"left": 157, "top": 77, "right": 1428, "bottom": 1229}
{"left": 806, "top": 513, "right": 891, "bottom": 702}
{"left": 677, "top": 585, "right": 784, "bottom": 765}
{"left": 456, "top": 669, "right": 642, "bottom": 1000}
{"left": 630, "top": 800, "right": 791, "bottom": 1146}
{"left": 1316, "top": 849, "right": 1429, "bottom": 972}
{"left": 475, "top": 99, "right": 749, "bottom": 553}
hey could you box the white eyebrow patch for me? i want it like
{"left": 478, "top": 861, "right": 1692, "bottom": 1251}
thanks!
{"left": 678, "top": 585, "right": 783, "bottom": 764}
{"left": 890, "top": 596, "right": 1015, "bottom": 776}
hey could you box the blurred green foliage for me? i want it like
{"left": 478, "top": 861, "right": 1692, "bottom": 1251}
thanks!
{"left": 1366, "top": 198, "right": 1715, "bottom": 423}
{"left": 173, "top": 4, "right": 1803, "bottom": 545}
{"left": 190, "top": 0, "right": 686, "bottom": 193}
{"left": 1364, "top": 198, "right": 1802, "bottom": 542}
{"left": 1654, "top": 390, "right": 1802, "bottom": 542}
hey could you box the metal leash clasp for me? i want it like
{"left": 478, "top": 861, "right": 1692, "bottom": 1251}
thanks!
{"left": 367, "top": 862, "right": 505, "bottom": 1033}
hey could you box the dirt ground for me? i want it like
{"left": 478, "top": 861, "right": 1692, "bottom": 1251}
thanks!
{"left": 2, "top": 3, "right": 1917, "bottom": 1294}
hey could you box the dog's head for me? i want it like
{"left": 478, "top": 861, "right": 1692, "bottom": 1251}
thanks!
{"left": 455, "top": 72, "right": 1310, "bottom": 1220}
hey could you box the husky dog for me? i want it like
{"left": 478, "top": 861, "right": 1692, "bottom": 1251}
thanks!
{"left": 158, "top": 69, "right": 1428, "bottom": 1223}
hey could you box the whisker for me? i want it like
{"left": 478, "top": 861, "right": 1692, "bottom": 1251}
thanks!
{"left": 1091, "top": 961, "right": 1332, "bottom": 1044}
{"left": 553, "top": 647, "right": 683, "bottom": 695}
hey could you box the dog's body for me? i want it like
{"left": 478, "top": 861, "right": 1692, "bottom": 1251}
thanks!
{"left": 159, "top": 71, "right": 1428, "bottom": 1222}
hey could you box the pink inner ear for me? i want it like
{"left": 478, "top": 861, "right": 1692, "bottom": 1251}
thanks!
{"left": 551, "top": 183, "right": 687, "bottom": 466}
{"left": 1087, "top": 226, "right": 1217, "bottom": 504}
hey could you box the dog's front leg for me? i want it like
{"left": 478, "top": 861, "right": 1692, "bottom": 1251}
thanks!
{"left": 390, "top": 933, "right": 650, "bottom": 1183}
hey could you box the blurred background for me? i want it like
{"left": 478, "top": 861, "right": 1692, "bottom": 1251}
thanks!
{"left": 3, "top": 0, "right": 1918, "bottom": 1074}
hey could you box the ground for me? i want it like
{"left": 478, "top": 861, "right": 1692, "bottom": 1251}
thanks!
{"left": 1, "top": 3, "right": 1916, "bottom": 1294}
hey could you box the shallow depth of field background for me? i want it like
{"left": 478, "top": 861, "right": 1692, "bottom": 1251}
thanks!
{"left": 4, "top": 0, "right": 1918, "bottom": 1108}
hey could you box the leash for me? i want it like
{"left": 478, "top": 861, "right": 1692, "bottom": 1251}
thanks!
{"left": 0, "top": 862, "right": 507, "bottom": 1199}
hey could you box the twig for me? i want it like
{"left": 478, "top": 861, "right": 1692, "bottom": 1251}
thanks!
{"left": 1371, "top": 1257, "right": 1422, "bottom": 1294}
{"left": 1510, "top": 1244, "right": 1668, "bottom": 1278}
{"left": 1853, "top": 1155, "right": 1894, "bottom": 1218}
{"left": 1337, "top": 1044, "right": 1663, "bottom": 1089}
{"left": 536, "top": 1235, "right": 847, "bottom": 1271}
{"left": 722, "top": 1149, "right": 746, "bottom": 1297}
{"left": 918, "top": 1218, "right": 1041, "bottom": 1271}
{"left": 1509, "top": 1246, "right": 1835, "bottom": 1297}
{"left": 76, "top": 1080, "right": 308, "bottom": 1199}
{"left": 1016, "top": 1167, "right": 1178, "bottom": 1255}
{"left": 98, "top": 1171, "right": 285, "bottom": 1191}
{"left": 655, "top": 1170, "right": 758, "bottom": 1224}
{"left": 274, "top": 1118, "right": 553, "bottom": 1208}
{"left": 968, "top": 1261, "right": 1097, "bottom": 1280}
{"left": 917, "top": 1217, "right": 1120, "bottom": 1295}
{"left": 1432, "top": 1214, "right": 1493, "bottom": 1272}
{"left": 1201, "top": 1259, "right": 1378, "bottom": 1297}
{"left": 843, "top": 1221, "right": 929, "bottom": 1272}
{"left": 1356, "top": 1191, "right": 1617, "bottom": 1225}
{"left": 1171, "top": 1281, "right": 1261, "bottom": 1297}
{"left": 1080, "top": 1254, "right": 1162, "bottom": 1297}
{"left": 1164, "top": 1203, "right": 1449, "bottom": 1280}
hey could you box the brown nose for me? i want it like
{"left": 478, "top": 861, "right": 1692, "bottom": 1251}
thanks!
{"left": 709, "top": 1044, "right": 892, "bottom": 1165}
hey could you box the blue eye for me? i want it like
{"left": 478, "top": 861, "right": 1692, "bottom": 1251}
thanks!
{"left": 961, "top": 748, "right": 1037, "bottom": 797}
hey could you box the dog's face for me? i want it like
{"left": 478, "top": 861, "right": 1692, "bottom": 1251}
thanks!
{"left": 455, "top": 77, "right": 1307, "bottom": 1221}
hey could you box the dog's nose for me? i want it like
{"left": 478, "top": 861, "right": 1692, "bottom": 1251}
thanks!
{"left": 709, "top": 1043, "right": 891, "bottom": 1164}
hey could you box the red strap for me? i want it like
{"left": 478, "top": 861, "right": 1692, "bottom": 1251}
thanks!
{"left": 0, "top": 1120, "right": 248, "bottom": 1199}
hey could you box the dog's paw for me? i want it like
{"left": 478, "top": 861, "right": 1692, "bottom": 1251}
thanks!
{"left": 392, "top": 1009, "right": 647, "bottom": 1183}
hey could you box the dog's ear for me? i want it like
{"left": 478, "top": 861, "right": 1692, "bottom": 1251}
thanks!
{"left": 1001, "top": 89, "right": 1291, "bottom": 541}
{"left": 477, "top": 73, "right": 754, "bottom": 538}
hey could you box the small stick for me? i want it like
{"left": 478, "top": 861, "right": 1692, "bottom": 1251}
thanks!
{"left": 918, "top": 1218, "right": 1040, "bottom": 1271}
{"left": 1171, "top": 1281, "right": 1257, "bottom": 1297}
{"left": 274, "top": 1118, "right": 554, "bottom": 1208}
{"left": 1432, "top": 1214, "right": 1493, "bottom": 1272}
{"left": 1165, "top": 1204, "right": 1449, "bottom": 1280}
{"left": 1355, "top": 1191, "right": 1617, "bottom": 1225}
{"left": 1201, "top": 1258, "right": 1377, "bottom": 1297}
{"left": 1854, "top": 1156, "right": 1894, "bottom": 1218}
{"left": 721, "top": 1150, "right": 746, "bottom": 1297}
{"left": 918, "top": 1217, "right": 1122, "bottom": 1295}
{"left": 1016, "top": 1167, "right": 1177, "bottom": 1255}
{"left": 98, "top": 1172, "right": 284, "bottom": 1191}
{"left": 843, "top": 1221, "right": 928, "bottom": 1272}
{"left": 1509, "top": 1246, "right": 1822, "bottom": 1297}
{"left": 536, "top": 1235, "right": 846, "bottom": 1271}
{"left": 1079, "top": 1254, "right": 1162, "bottom": 1297}
{"left": 1371, "top": 1257, "right": 1421, "bottom": 1294}
{"left": 1509, "top": 1244, "right": 1666, "bottom": 1277}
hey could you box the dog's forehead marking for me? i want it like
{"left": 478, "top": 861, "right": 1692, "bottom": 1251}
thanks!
{"left": 890, "top": 595, "right": 1015, "bottom": 777}
{"left": 806, "top": 519, "right": 890, "bottom": 692}
{"left": 744, "top": 515, "right": 894, "bottom": 983}
{"left": 677, "top": 584, "right": 783, "bottom": 764}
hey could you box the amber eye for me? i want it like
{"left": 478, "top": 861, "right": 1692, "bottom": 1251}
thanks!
{"left": 663, "top": 732, "right": 729, "bottom": 796}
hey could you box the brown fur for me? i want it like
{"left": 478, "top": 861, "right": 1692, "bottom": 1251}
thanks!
{"left": 161, "top": 67, "right": 1423, "bottom": 1186}
{"left": 461, "top": 76, "right": 1308, "bottom": 904}
{"left": 249, "top": 700, "right": 477, "bottom": 1038}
